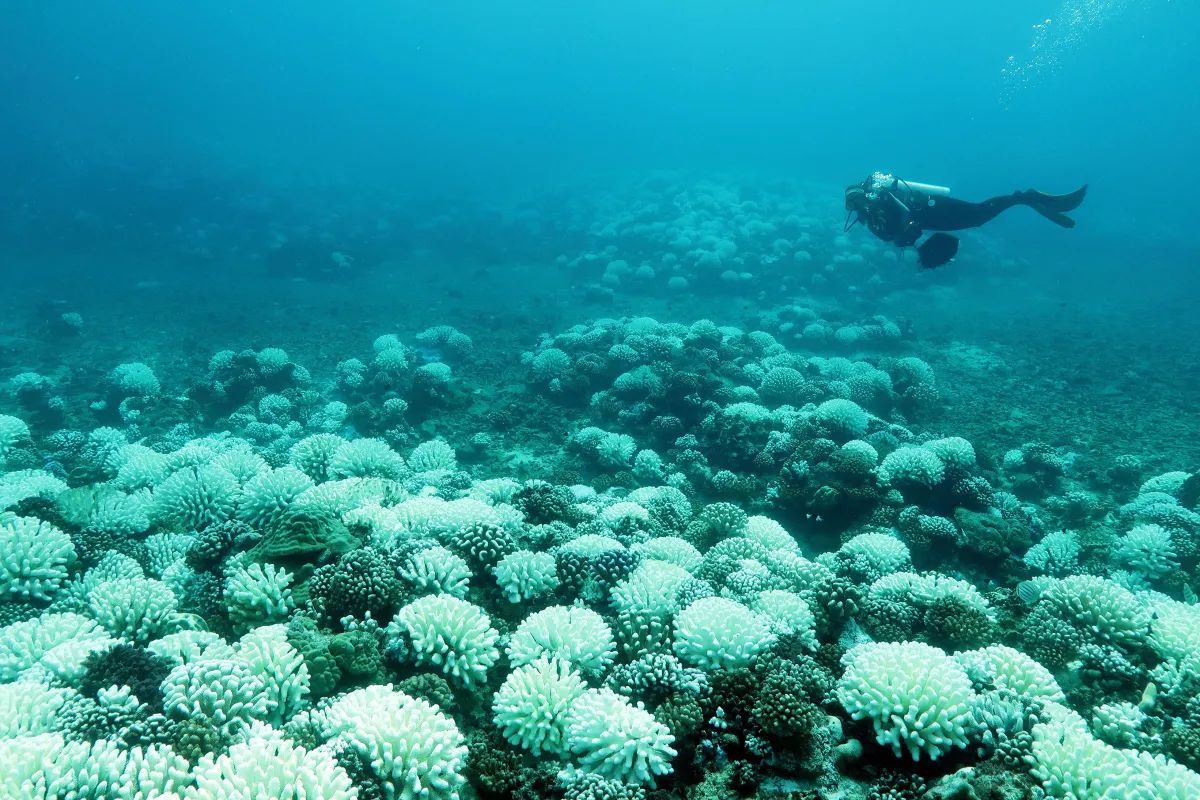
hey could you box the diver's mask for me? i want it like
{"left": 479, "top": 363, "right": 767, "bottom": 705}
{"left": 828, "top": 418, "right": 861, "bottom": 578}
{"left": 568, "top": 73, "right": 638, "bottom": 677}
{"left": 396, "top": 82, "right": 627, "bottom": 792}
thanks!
{"left": 843, "top": 182, "right": 870, "bottom": 232}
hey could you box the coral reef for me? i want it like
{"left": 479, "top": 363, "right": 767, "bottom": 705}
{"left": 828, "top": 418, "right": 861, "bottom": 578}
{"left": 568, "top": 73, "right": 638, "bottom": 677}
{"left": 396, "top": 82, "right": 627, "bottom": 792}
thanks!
{"left": 3, "top": 176, "right": 1200, "bottom": 799}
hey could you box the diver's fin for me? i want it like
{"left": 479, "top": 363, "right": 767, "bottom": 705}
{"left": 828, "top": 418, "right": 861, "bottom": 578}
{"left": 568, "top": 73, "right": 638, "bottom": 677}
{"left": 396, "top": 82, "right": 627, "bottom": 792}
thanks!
{"left": 1027, "top": 184, "right": 1087, "bottom": 213}
{"left": 917, "top": 233, "right": 959, "bottom": 269}
{"left": 1028, "top": 205, "right": 1076, "bottom": 229}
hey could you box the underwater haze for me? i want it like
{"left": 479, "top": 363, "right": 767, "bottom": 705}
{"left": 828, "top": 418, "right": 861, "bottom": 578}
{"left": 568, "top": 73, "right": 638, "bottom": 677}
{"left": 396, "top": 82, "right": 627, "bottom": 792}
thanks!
{"left": 2, "top": 2, "right": 1200, "bottom": 799}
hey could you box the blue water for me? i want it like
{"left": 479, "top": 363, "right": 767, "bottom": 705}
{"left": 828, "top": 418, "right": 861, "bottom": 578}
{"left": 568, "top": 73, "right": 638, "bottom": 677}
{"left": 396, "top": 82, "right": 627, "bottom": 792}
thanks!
{"left": 4, "top": 2, "right": 1195, "bottom": 240}
{"left": 2, "top": 2, "right": 1199, "bottom": 796}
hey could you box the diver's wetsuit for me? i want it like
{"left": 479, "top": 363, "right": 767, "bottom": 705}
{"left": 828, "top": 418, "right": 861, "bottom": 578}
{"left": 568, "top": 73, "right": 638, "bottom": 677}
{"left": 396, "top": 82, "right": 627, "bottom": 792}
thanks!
{"left": 920, "top": 192, "right": 1072, "bottom": 231}
{"left": 847, "top": 173, "right": 1087, "bottom": 268}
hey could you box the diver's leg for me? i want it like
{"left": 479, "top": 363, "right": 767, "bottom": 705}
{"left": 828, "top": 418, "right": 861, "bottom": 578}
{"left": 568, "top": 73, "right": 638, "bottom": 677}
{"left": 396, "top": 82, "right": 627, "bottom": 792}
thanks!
{"left": 921, "top": 189, "right": 1083, "bottom": 231}
{"left": 919, "top": 195, "right": 1025, "bottom": 231}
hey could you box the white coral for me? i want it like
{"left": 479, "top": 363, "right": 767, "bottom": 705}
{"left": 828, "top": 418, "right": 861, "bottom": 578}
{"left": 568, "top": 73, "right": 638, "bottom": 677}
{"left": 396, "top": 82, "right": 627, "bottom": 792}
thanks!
{"left": 234, "top": 626, "right": 310, "bottom": 726}
{"left": 1, "top": 516, "right": 77, "bottom": 602}
{"left": 44, "top": 738, "right": 191, "bottom": 800}
{"left": 397, "top": 595, "right": 499, "bottom": 686}
{"left": 161, "top": 659, "right": 271, "bottom": 733}
{"left": 563, "top": 687, "right": 676, "bottom": 786}
{"left": 1115, "top": 523, "right": 1178, "bottom": 579}
{"left": 493, "top": 656, "right": 586, "bottom": 757}
{"left": 956, "top": 645, "right": 1065, "bottom": 703}
{"left": 838, "top": 641, "right": 975, "bottom": 761}
{"left": 188, "top": 723, "right": 355, "bottom": 799}
{"left": 672, "top": 597, "right": 776, "bottom": 671}
{"left": 320, "top": 685, "right": 467, "bottom": 800}
{"left": 492, "top": 549, "right": 560, "bottom": 603}
{"left": 224, "top": 562, "right": 295, "bottom": 632}
{"left": 0, "top": 612, "right": 110, "bottom": 682}
{"left": 88, "top": 576, "right": 179, "bottom": 644}
{"left": 400, "top": 546, "right": 471, "bottom": 599}
{"left": 507, "top": 606, "right": 616, "bottom": 675}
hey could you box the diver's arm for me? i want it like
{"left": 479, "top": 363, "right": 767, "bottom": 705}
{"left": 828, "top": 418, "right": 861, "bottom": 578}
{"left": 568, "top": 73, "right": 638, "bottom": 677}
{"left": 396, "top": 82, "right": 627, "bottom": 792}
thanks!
{"left": 882, "top": 188, "right": 923, "bottom": 247}
{"left": 895, "top": 220, "right": 922, "bottom": 248}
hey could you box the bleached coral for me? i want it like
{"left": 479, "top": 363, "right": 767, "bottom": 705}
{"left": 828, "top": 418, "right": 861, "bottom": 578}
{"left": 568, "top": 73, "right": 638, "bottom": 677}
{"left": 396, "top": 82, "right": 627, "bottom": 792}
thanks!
{"left": 0, "top": 681, "right": 73, "bottom": 737}
{"left": 44, "top": 738, "right": 191, "bottom": 799}
{"left": 672, "top": 597, "right": 776, "bottom": 671}
{"left": 397, "top": 595, "right": 499, "bottom": 686}
{"left": 399, "top": 546, "right": 472, "bottom": 599}
{"left": 189, "top": 724, "right": 356, "bottom": 799}
{"left": 238, "top": 466, "right": 314, "bottom": 530}
{"left": 632, "top": 537, "right": 703, "bottom": 573}
{"left": 956, "top": 644, "right": 1065, "bottom": 703}
{"left": 493, "top": 656, "right": 587, "bottom": 757}
{"left": 320, "top": 685, "right": 467, "bottom": 800}
{"left": 1024, "top": 530, "right": 1082, "bottom": 577}
{"left": 1114, "top": 523, "right": 1178, "bottom": 579}
{"left": 161, "top": 658, "right": 271, "bottom": 733}
{"left": 493, "top": 549, "right": 560, "bottom": 602}
{"left": 330, "top": 438, "right": 408, "bottom": 480}
{"left": 878, "top": 447, "right": 945, "bottom": 488}
{"left": 1, "top": 516, "right": 77, "bottom": 602}
{"left": 224, "top": 561, "right": 296, "bottom": 632}
{"left": 234, "top": 626, "right": 311, "bottom": 725}
{"left": 838, "top": 531, "right": 911, "bottom": 580}
{"left": 151, "top": 464, "right": 240, "bottom": 530}
{"left": 750, "top": 589, "right": 817, "bottom": 649}
{"left": 87, "top": 576, "right": 179, "bottom": 644}
{"left": 409, "top": 439, "right": 457, "bottom": 473}
{"left": 742, "top": 515, "right": 799, "bottom": 552}
{"left": 1037, "top": 575, "right": 1150, "bottom": 650}
{"left": 507, "top": 606, "right": 617, "bottom": 675}
{"left": 563, "top": 688, "right": 676, "bottom": 786}
{"left": 838, "top": 641, "right": 975, "bottom": 761}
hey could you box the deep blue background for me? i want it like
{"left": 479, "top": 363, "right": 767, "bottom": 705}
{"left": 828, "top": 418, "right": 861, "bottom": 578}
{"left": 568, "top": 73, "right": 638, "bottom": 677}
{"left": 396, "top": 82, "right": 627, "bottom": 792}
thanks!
{"left": 1, "top": 1, "right": 1195, "bottom": 253}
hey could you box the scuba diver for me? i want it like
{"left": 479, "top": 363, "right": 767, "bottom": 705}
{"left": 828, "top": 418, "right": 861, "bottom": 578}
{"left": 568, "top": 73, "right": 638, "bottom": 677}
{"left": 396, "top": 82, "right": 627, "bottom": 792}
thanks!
{"left": 844, "top": 172, "right": 1088, "bottom": 269}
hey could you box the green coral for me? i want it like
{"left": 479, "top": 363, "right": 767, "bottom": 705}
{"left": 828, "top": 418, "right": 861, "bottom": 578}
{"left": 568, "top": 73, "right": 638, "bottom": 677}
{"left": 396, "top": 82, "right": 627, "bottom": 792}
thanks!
{"left": 164, "top": 715, "right": 232, "bottom": 764}
{"left": 309, "top": 547, "right": 402, "bottom": 625}
{"left": 285, "top": 615, "right": 342, "bottom": 698}
{"left": 1018, "top": 603, "right": 1083, "bottom": 669}
{"left": 329, "top": 739, "right": 388, "bottom": 800}
{"left": 466, "top": 730, "right": 553, "bottom": 800}
{"left": 1165, "top": 726, "right": 1200, "bottom": 772}
{"left": 186, "top": 519, "right": 251, "bottom": 571}
{"left": 447, "top": 521, "right": 517, "bottom": 569}
{"left": 861, "top": 596, "right": 921, "bottom": 641}
{"left": 328, "top": 628, "right": 384, "bottom": 680}
{"left": 654, "top": 693, "right": 703, "bottom": 739}
{"left": 248, "top": 505, "right": 360, "bottom": 565}
{"left": 755, "top": 653, "right": 834, "bottom": 704}
{"left": 396, "top": 673, "right": 455, "bottom": 711}
{"left": 955, "top": 508, "right": 1023, "bottom": 559}
{"left": 708, "top": 667, "right": 760, "bottom": 719}
{"left": 56, "top": 693, "right": 134, "bottom": 743}
{"left": 513, "top": 482, "right": 576, "bottom": 525}
{"left": 804, "top": 572, "right": 860, "bottom": 635}
{"left": 922, "top": 595, "right": 996, "bottom": 650}
{"left": 751, "top": 669, "right": 823, "bottom": 740}
{"left": 728, "top": 759, "right": 760, "bottom": 795}
{"left": 79, "top": 644, "right": 173, "bottom": 713}
{"left": 69, "top": 524, "right": 147, "bottom": 569}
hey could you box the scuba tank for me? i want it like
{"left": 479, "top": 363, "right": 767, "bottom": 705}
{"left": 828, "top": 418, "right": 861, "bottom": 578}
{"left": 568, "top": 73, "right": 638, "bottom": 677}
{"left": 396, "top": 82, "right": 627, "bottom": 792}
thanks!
{"left": 865, "top": 172, "right": 951, "bottom": 202}
{"left": 895, "top": 180, "right": 951, "bottom": 197}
